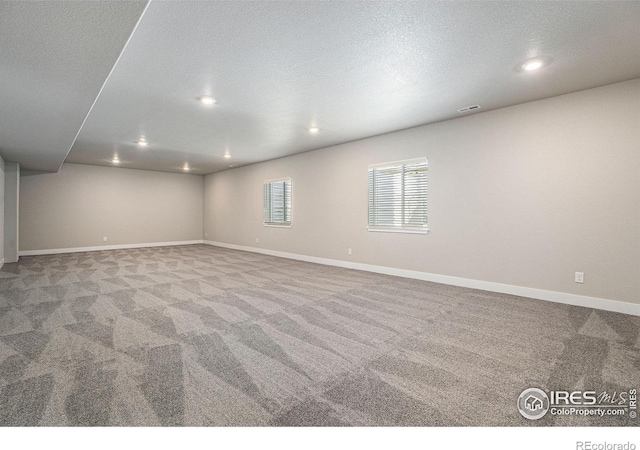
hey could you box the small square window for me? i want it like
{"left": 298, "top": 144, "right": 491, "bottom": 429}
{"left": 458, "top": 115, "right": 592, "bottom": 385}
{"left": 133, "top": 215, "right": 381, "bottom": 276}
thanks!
{"left": 368, "top": 158, "right": 428, "bottom": 233}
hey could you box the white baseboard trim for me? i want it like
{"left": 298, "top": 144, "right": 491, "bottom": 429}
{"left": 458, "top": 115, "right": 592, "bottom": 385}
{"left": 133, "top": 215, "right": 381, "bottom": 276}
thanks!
{"left": 204, "top": 240, "right": 640, "bottom": 317}
{"left": 19, "top": 240, "right": 204, "bottom": 256}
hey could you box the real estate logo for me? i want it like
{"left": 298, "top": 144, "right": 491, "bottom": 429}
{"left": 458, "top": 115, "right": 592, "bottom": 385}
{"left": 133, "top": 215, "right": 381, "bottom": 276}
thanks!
{"left": 517, "top": 387, "right": 637, "bottom": 420}
{"left": 517, "top": 387, "right": 550, "bottom": 420}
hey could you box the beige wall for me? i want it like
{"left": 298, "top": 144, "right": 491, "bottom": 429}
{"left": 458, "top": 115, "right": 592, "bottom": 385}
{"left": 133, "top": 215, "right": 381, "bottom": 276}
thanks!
{"left": 20, "top": 163, "right": 203, "bottom": 251}
{"left": 204, "top": 79, "right": 640, "bottom": 304}
{"left": 4, "top": 163, "right": 19, "bottom": 263}
{"left": 0, "top": 156, "right": 5, "bottom": 262}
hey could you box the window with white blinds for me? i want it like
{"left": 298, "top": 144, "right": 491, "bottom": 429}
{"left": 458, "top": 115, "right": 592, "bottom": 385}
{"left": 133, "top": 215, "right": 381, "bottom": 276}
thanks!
{"left": 263, "top": 178, "right": 292, "bottom": 226}
{"left": 368, "top": 158, "right": 428, "bottom": 233}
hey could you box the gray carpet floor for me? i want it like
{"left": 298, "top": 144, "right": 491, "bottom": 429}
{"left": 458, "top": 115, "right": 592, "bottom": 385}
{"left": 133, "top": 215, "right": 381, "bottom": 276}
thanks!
{"left": 0, "top": 244, "right": 638, "bottom": 426}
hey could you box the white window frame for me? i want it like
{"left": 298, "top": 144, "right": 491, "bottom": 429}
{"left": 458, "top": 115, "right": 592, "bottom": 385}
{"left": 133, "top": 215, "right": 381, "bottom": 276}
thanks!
{"left": 368, "top": 157, "right": 428, "bottom": 234}
{"left": 263, "top": 177, "right": 292, "bottom": 228}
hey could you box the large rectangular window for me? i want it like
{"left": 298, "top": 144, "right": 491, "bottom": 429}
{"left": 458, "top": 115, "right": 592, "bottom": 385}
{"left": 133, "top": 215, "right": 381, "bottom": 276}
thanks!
{"left": 368, "top": 158, "right": 428, "bottom": 233}
{"left": 263, "top": 178, "right": 292, "bottom": 227}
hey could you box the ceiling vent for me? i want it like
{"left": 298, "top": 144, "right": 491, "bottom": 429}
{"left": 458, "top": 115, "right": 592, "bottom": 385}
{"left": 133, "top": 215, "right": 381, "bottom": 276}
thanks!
{"left": 457, "top": 105, "right": 481, "bottom": 113}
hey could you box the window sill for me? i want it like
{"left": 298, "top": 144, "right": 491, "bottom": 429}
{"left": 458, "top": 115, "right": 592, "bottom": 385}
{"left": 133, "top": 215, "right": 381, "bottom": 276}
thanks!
{"left": 264, "top": 223, "right": 292, "bottom": 228}
{"left": 367, "top": 227, "right": 428, "bottom": 235}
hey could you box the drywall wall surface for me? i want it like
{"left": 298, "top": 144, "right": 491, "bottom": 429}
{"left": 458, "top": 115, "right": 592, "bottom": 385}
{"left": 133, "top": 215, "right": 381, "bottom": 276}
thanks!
{"left": 204, "top": 79, "right": 640, "bottom": 304}
{"left": 0, "top": 157, "right": 5, "bottom": 263}
{"left": 20, "top": 163, "right": 203, "bottom": 251}
{"left": 4, "top": 163, "right": 20, "bottom": 262}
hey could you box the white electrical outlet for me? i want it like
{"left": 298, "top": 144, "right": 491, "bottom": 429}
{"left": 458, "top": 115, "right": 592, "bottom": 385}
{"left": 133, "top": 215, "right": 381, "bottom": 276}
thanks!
{"left": 348, "top": 248, "right": 352, "bottom": 255}
{"left": 575, "top": 272, "right": 584, "bottom": 283}
{"left": 103, "top": 236, "right": 108, "bottom": 242}
{"left": 256, "top": 238, "right": 259, "bottom": 243}
{"left": 205, "top": 232, "right": 208, "bottom": 238}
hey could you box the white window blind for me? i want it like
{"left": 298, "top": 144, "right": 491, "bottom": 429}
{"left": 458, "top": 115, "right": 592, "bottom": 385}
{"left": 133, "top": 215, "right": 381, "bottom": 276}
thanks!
{"left": 368, "top": 158, "right": 428, "bottom": 233}
{"left": 263, "top": 178, "right": 292, "bottom": 226}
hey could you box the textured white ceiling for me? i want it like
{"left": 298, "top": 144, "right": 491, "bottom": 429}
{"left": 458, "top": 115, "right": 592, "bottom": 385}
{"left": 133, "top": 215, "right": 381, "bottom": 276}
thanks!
{"left": 0, "top": 0, "right": 147, "bottom": 172}
{"left": 3, "top": 1, "right": 640, "bottom": 174}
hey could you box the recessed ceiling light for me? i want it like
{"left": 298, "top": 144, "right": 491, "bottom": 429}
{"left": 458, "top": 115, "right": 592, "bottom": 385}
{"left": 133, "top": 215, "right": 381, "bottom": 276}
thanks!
{"left": 183, "top": 165, "right": 190, "bottom": 171}
{"left": 224, "top": 153, "right": 231, "bottom": 159}
{"left": 112, "top": 157, "right": 120, "bottom": 164}
{"left": 229, "top": 164, "right": 236, "bottom": 168}
{"left": 522, "top": 59, "right": 544, "bottom": 71}
{"left": 200, "top": 96, "right": 216, "bottom": 105}
{"left": 309, "top": 126, "right": 320, "bottom": 134}
{"left": 136, "top": 139, "right": 148, "bottom": 147}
